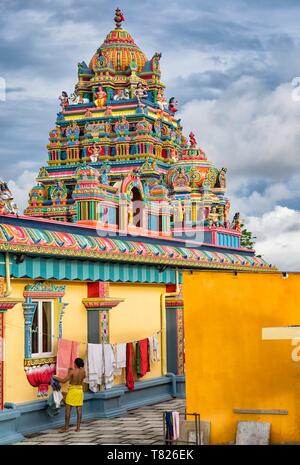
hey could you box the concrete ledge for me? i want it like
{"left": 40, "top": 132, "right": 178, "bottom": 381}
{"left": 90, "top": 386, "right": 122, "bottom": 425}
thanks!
{"left": 0, "top": 409, "right": 24, "bottom": 445}
{"left": 1, "top": 375, "right": 185, "bottom": 444}
{"left": 175, "top": 375, "right": 186, "bottom": 398}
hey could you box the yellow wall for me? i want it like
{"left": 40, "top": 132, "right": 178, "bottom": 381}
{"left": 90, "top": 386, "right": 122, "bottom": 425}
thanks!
{"left": 4, "top": 279, "right": 163, "bottom": 404}
{"left": 183, "top": 271, "right": 300, "bottom": 445}
{"left": 4, "top": 279, "right": 88, "bottom": 404}
{"left": 109, "top": 283, "right": 163, "bottom": 383}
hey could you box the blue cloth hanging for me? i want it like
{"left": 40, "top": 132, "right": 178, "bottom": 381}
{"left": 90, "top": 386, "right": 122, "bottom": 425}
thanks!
{"left": 51, "top": 376, "right": 61, "bottom": 391}
{"left": 165, "top": 411, "right": 174, "bottom": 445}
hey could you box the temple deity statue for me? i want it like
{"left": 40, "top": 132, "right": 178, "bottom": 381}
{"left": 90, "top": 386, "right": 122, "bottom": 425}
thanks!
{"left": 174, "top": 202, "right": 184, "bottom": 223}
{"left": 100, "top": 164, "right": 109, "bottom": 184}
{"left": 95, "top": 48, "right": 108, "bottom": 68}
{"left": 189, "top": 132, "right": 197, "bottom": 148}
{"left": 0, "top": 180, "right": 19, "bottom": 215}
{"left": 135, "top": 82, "right": 148, "bottom": 105}
{"left": 84, "top": 109, "right": 93, "bottom": 118}
{"left": 59, "top": 91, "right": 69, "bottom": 110}
{"left": 90, "top": 144, "right": 100, "bottom": 162}
{"left": 65, "top": 121, "right": 80, "bottom": 143}
{"left": 128, "top": 206, "right": 134, "bottom": 225}
{"left": 94, "top": 87, "right": 107, "bottom": 108}
{"left": 156, "top": 89, "right": 167, "bottom": 111}
{"left": 70, "top": 90, "right": 89, "bottom": 105}
{"left": 151, "top": 52, "right": 162, "bottom": 73}
{"left": 170, "top": 148, "right": 178, "bottom": 162}
{"left": 104, "top": 106, "right": 113, "bottom": 117}
{"left": 224, "top": 200, "right": 231, "bottom": 228}
{"left": 168, "top": 97, "right": 178, "bottom": 114}
{"left": 115, "top": 115, "right": 130, "bottom": 136}
{"left": 218, "top": 207, "right": 225, "bottom": 227}
{"left": 207, "top": 207, "right": 219, "bottom": 228}
{"left": 218, "top": 167, "right": 227, "bottom": 189}
{"left": 113, "top": 89, "right": 130, "bottom": 101}
{"left": 231, "top": 212, "right": 241, "bottom": 232}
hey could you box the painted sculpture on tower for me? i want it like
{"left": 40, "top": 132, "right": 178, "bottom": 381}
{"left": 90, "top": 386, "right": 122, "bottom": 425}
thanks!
{"left": 0, "top": 180, "right": 19, "bottom": 215}
{"left": 135, "top": 82, "right": 148, "bottom": 105}
{"left": 94, "top": 87, "right": 107, "bottom": 108}
{"left": 59, "top": 91, "right": 69, "bottom": 110}
{"left": 168, "top": 97, "right": 178, "bottom": 114}
{"left": 189, "top": 132, "right": 197, "bottom": 148}
{"left": 25, "top": 10, "right": 242, "bottom": 248}
{"left": 156, "top": 89, "right": 167, "bottom": 111}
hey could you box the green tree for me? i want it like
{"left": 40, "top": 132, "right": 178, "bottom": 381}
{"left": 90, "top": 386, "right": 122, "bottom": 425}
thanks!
{"left": 240, "top": 223, "right": 257, "bottom": 250}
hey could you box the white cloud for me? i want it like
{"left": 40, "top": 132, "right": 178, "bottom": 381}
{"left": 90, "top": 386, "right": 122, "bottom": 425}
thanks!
{"left": 180, "top": 77, "right": 300, "bottom": 187}
{"left": 246, "top": 206, "right": 300, "bottom": 271}
{"left": 178, "top": 76, "right": 300, "bottom": 269}
{"left": 8, "top": 170, "right": 37, "bottom": 214}
{"left": 230, "top": 176, "right": 300, "bottom": 216}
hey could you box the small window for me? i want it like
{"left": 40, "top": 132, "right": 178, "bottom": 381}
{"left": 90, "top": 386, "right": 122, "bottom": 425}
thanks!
{"left": 31, "top": 300, "right": 54, "bottom": 358}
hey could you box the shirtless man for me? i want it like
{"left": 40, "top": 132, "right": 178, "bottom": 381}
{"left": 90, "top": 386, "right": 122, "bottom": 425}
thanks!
{"left": 54, "top": 358, "right": 86, "bottom": 432}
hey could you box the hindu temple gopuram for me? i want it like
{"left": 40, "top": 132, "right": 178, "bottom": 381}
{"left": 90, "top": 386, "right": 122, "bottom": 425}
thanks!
{"left": 25, "top": 9, "right": 237, "bottom": 234}
{"left": 0, "top": 10, "right": 274, "bottom": 444}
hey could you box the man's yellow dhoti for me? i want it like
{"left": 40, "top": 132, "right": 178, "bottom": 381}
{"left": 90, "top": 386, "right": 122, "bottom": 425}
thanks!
{"left": 65, "top": 385, "right": 83, "bottom": 407}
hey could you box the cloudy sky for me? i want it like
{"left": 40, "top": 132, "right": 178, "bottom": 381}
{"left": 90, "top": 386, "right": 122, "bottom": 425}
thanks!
{"left": 1, "top": 0, "right": 300, "bottom": 269}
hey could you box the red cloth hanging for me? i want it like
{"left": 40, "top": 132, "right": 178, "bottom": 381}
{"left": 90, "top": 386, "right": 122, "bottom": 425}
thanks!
{"left": 137, "top": 338, "right": 150, "bottom": 377}
{"left": 126, "top": 342, "right": 135, "bottom": 391}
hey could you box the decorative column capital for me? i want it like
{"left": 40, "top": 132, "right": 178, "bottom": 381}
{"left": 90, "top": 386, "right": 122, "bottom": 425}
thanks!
{"left": 82, "top": 297, "right": 124, "bottom": 311}
{"left": 0, "top": 298, "right": 23, "bottom": 313}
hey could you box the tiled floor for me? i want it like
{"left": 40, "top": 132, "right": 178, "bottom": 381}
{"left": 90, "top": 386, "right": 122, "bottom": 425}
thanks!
{"left": 14, "top": 399, "right": 185, "bottom": 445}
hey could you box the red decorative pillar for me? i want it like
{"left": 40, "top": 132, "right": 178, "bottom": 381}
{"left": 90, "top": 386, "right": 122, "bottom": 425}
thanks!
{"left": 83, "top": 282, "right": 124, "bottom": 344}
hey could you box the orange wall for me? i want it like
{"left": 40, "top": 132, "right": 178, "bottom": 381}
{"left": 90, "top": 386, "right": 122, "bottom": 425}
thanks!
{"left": 183, "top": 271, "right": 300, "bottom": 444}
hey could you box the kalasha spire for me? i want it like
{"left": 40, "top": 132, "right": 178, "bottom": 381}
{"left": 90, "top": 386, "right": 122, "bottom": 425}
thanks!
{"left": 114, "top": 7, "right": 125, "bottom": 29}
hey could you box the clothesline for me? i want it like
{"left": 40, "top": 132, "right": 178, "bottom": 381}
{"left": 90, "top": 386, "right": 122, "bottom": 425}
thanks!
{"left": 5, "top": 321, "right": 161, "bottom": 348}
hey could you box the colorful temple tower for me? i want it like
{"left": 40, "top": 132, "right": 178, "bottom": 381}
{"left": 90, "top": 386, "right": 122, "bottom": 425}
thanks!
{"left": 25, "top": 9, "right": 240, "bottom": 245}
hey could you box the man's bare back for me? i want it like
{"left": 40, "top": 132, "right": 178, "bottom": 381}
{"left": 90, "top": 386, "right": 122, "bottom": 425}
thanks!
{"left": 69, "top": 367, "right": 85, "bottom": 385}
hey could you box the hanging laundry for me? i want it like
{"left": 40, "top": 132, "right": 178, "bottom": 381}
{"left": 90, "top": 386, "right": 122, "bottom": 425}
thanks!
{"left": 53, "top": 390, "right": 63, "bottom": 408}
{"left": 165, "top": 411, "right": 174, "bottom": 445}
{"left": 51, "top": 377, "right": 64, "bottom": 409}
{"left": 148, "top": 336, "right": 154, "bottom": 363}
{"left": 46, "top": 377, "right": 63, "bottom": 416}
{"left": 86, "top": 343, "right": 103, "bottom": 393}
{"left": 46, "top": 393, "right": 61, "bottom": 417}
{"left": 103, "top": 344, "right": 115, "bottom": 389}
{"left": 71, "top": 340, "right": 80, "bottom": 365}
{"left": 136, "top": 338, "right": 150, "bottom": 377}
{"left": 172, "top": 411, "right": 180, "bottom": 440}
{"left": 56, "top": 339, "right": 80, "bottom": 378}
{"left": 126, "top": 342, "right": 135, "bottom": 391}
{"left": 148, "top": 333, "right": 161, "bottom": 363}
{"left": 114, "top": 343, "right": 126, "bottom": 376}
{"left": 51, "top": 377, "right": 61, "bottom": 392}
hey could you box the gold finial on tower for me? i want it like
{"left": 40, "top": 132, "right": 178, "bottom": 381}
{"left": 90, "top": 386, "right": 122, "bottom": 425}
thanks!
{"left": 114, "top": 8, "right": 125, "bottom": 29}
